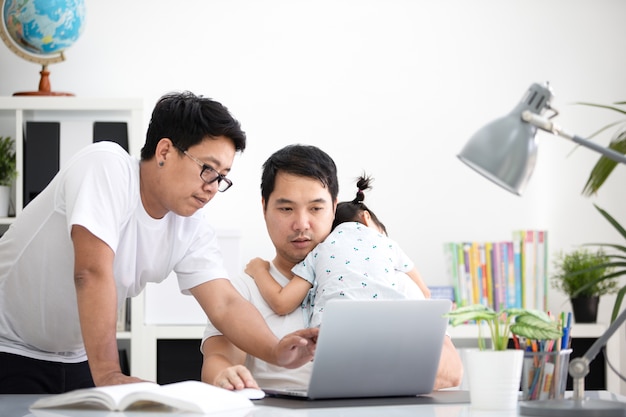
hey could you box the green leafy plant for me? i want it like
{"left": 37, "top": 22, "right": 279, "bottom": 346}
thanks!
{"left": 577, "top": 205, "right": 626, "bottom": 322}
{"left": 551, "top": 247, "right": 618, "bottom": 298}
{"left": 576, "top": 101, "right": 626, "bottom": 197}
{"left": 0, "top": 136, "right": 17, "bottom": 187}
{"left": 572, "top": 101, "right": 626, "bottom": 322}
{"left": 443, "top": 304, "right": 562, "bottom": 351}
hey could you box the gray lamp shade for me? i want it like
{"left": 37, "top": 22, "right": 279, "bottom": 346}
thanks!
{"left": 458, "top": 112, "right": 538, "bottom": 195}
{"left": 458, "top": 82, "right": 553, "bottom": 195}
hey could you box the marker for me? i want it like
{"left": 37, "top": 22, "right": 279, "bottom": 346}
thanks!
{"left": 566, "top": 312, "right": 572, "bottom": 348}
{"left": 561, "top": 312, "right": 572, "bottom": 350}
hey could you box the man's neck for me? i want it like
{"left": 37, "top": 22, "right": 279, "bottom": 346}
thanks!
{"left": 272, "top": 256, "right": 297, "bottom": 280}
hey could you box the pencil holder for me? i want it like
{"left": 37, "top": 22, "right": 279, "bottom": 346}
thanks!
{"left": 521, "top": 349, "right": 572, "bottom": 401}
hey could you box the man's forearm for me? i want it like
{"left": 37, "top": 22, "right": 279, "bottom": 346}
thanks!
{"left": 75, "top": 272, "right": 122, "bottom": 385}
{"left": 201, "top": 335, "right": 245, "bottom": 384}
{"left": 202, "top": 352, "right": 237, "bottom": 385}
{"left": 433, "top": 337, "right": 464, "bottom": 390}
{"left": 192, "top": 280, "right": 280, "bottom": 364}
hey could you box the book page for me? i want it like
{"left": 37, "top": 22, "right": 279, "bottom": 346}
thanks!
{"left": 30, "top": 382, "right": 159, "bottom": 410}
{"left": 31, "top": 381, "right": 253, "bottom": 413}
{"left": 120, "top": 381, "right": 253, "bottom": 413}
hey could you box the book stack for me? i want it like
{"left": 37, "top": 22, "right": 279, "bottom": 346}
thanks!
{"left": 443, "top": 230, "right": 548, "bottom": 312}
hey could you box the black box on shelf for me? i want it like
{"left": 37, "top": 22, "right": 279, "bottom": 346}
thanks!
{"left": 23, "top": 122, "right": 60, "bottom": 206}
{"left": 156, "top": 339, "right": 203, "bottom": 384}
{"left": 93, "top": 122, "right": 128, "bottom": 152}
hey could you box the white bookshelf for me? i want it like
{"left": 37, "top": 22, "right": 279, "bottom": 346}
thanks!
{"left": 0, "top": 96, "right": 143, "bottom": 225}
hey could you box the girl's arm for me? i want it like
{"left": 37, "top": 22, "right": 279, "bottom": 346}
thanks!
{"left": 406, "top": 267, "right": 431, "bottom": 299}
{"left": 245, "top": 257, "right": 313, "bottom": 315}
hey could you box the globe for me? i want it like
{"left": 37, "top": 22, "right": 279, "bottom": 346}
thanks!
{"left": 0, "top": 0, "right": 85, "bottom": 96}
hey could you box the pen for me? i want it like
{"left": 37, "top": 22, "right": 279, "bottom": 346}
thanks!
{"left": 561, "top": 312, "right": 571, "bottom": 350}
{"left": 531, "top": 340, "right": 539, "bottom": 367}
{"left": 513, "top": 334, "right": 521, "bottom": 350}
{"left": 566, "top": 312, "right": 572, "bottom": 348}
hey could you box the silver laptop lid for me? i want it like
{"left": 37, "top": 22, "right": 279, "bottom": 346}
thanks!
{"left": 306, "top": 298, "right": 451, "bottom": 399}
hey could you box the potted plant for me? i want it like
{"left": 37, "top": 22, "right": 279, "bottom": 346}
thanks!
{"left": 444, "top": 305, "right": 561, "bottom": 410}
{"left": 0, "top": 136, "right": 17, "bottom": 217}
{"left": 574, "top": 101, "right": 626, "bottom": 323}
{"left": 551, "top": 248, "right": 618, "bottom": 323}
{"left": 444, "top": 304, "right": 562, "bottom": 350}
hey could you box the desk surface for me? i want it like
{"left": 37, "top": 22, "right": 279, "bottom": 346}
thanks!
{"left": 3, "top": 391, "right": 625, "bottom": 417}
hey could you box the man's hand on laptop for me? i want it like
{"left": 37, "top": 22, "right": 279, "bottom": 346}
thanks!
{"left": 274, "top": 327, "right": 318, "bottom": 368}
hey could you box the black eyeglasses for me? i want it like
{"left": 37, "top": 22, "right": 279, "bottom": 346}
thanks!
{"left": 174, "top": 145, "right": 233, "bottom": 192}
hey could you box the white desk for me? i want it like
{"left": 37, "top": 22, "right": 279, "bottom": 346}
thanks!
{"left": 4, "top": 391, "right": 625, "bottom": 417}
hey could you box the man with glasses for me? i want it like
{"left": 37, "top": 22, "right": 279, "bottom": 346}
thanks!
{"left": 0, "top": 92, "right": 317, "bottom": 394}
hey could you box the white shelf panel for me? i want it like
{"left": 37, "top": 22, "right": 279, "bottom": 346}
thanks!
{"left": 154, "top": 326, "right": 205, "bottom": 339}
{"left": 448, "top": 322, "right": 607, "bottom": 340}
{"left": 115, "top": 331, "right": 132, "bottom": 340}
{"left": 0, "top": 96, "right": 142, "bottom": 111}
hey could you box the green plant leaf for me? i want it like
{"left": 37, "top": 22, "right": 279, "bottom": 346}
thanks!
{"left": 575, "top": 102, "right": 626, "bottom": 116}
{"left": 574, "top": 102, "right": 626, "bottom": 196}
{"left": 443, "top": 304, "right": 561, "bottom": 350}
{"left": 0, "top": 136, "right": 17, "bottom": 186}
{"left": 585, "top": 243, "right": 626, "bottom": 254}
{"left": 510, "top": 315, "right": 562, "bottom": 340}
{"left": 594, "top": 205, "right": 626, "bottom": 240}
{"left": 577, "top": 205, "right": 626, "bottom": 322}
{"left": 444, "top": 311, "right": 496, "bottom": 326}
{"left": 582, "top": 133, "right": 626, "bottom": 196}
{"left": 612, "top": 286, "right": 626, "bottom": 322}
{"left": 551, "top": 248, "right": 618, "bottom": 297}
{"left": 511, "top": 308, "right": 551, "bottom": 322}
{"left": 574, "top": 101, "right": 626, "bottom": 322}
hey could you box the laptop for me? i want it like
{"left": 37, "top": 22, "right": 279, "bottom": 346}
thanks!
{"left": 263, "top": 298, "right": 452, "bottom": 400}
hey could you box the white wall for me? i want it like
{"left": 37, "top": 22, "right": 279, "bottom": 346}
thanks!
{"left": 2, "top": 0, "right": 625, "bottom": 320}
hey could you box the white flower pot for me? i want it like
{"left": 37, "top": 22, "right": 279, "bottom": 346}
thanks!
{"left": 0, "top": 185, "right": 10, "bottom": 217}
{"left": 465, "top": 348, "right": 524, "bottom": 410}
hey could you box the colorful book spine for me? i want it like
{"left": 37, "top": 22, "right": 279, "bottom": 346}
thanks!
{"left": 442, "top": 230, "right": 548, "bottom": 312}
{"left": 512, "top": 231, "right": 523, "bottom": 308}
{"left": 443, "top": 242, "right": 461, "bottom": 306}
{"left": 477, "top": 243, "right": 489, "bottom": 307}
{"left": 463, "top": 243, "right": 473, "bottom": 306}
{"left": 456, "top": 243, "right": 469, "bottom": 307}
{"left": 522, "top": 230, "right": 536, "bottom": 309}
{"left": 491, "top": 241, "right": 503, "bottom": 311}
{"left": 484, "top": 242, "right": 494, "bottom": 309}
{"left": 535, "top": 230, "right": 548, "bottom": 311}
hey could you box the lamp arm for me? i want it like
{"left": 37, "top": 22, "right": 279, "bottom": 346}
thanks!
{"left": 568, "top": 307, "right": 626, "bottom": 400}
{"left": 521, "top": 110, "right": 626, "bottom": 165}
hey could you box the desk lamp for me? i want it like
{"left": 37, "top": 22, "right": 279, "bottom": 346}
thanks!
{"left": 458, "top": 82, "right": 626, "bottom": 417}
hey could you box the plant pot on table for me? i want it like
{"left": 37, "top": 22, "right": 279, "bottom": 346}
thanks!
{"left": 571, "top": 295, "right": 599, "bottom": 323}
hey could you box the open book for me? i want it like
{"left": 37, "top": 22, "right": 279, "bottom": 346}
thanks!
{"left": 29, "top": 380, "right": 254, "bottom": 414}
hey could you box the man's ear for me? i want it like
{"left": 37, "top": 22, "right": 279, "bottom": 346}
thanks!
{"left": 155, "top": 138, "right": 176, "bottom": 164}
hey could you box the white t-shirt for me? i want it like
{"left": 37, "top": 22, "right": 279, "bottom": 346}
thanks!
{"left": 202, "top": 263, "right": 312, "bottom": 390}
{"left": 293, "top": 222, "right": 424, "bottom": 328}
{"left": 0, "top": 142, "right": 228, "bottom": 362}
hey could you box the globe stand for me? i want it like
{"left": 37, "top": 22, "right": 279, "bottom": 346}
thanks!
{"left": 13, "top": 65, "right": 74, "bottom": 97}
{"left": 1, "top": 0, "right": 84, "bottom": 98}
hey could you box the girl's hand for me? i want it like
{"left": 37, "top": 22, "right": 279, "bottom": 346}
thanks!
{"left": 245, "top": 257, "right": 269, "bottom": 279}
